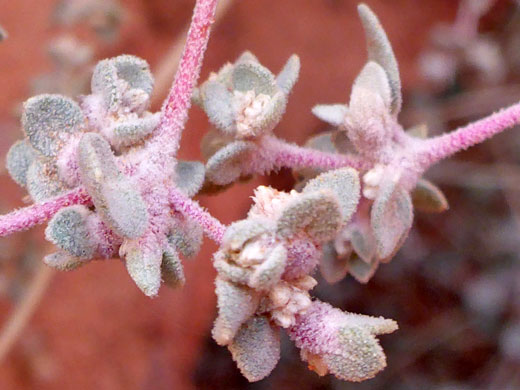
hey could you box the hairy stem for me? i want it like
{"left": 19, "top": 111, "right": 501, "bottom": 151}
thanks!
{"left": 0, "top": 187, "right": 91, "bottom": 237}
{"left": 417, "top": 101, "right": 520, "bottom": 170}
{"left": 169, "top": 187, "right": 226, "bottom": 244}
{"left": 151, "top": 0, "right": 234, "bottom": 107}
{"left": 257, "top": 135, "right": 371, "bottom": 172}
{"left": 153, "top": 0, "right": 219, "bottom": 157}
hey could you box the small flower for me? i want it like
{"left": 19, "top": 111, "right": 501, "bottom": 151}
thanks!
{"left": 194, "top": 52, "right": 300, "bottom": 187}
{"left": 195, "top": 51, "right": 299, "bottom": 140}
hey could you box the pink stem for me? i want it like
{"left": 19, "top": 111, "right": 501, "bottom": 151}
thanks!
{"left": 417, "top": 101, "right": 520, "bottom": 170}
{"left": 256, "top": 136, "right": 371, "bottom": 172}
{"left": 153, "top": 0, "right": 219, "bottom": 157}
{"left": 169, "top": 187, "right": 226, "bottom": 244}
{"left": 0, "top": 188, "right": 91, "bottom": 238}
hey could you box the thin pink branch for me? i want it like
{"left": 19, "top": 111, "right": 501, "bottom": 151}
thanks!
{"left": 169, "top": 187, "right": 226, "bottom": 244}
{"left": 0, "top": 188, "right": 91, "bottom": 238}
{"left": 417, "top": 101, "right": 520, "bottom": 170}
{"left": 255, "top": 135, "right": 371, "bottom": 173}
{"left": 154, "top": 0, "right": 219, "bottom": 157}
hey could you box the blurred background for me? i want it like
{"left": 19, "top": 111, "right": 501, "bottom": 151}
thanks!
{"left": 0, "top": 0, "right": 519, "bottom": 389}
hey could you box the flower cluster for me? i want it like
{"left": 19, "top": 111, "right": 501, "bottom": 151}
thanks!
{"left": 211, "top": 170, "right": 398, "bottom": 381}
{"left": 194, "top": 51, "right": 299, "bottom": 186}
{"left": 301, "top": 5, "right": 450, "bottom": 283}
{"left": 6, "top": 55, "right": 205, "bottom": 296}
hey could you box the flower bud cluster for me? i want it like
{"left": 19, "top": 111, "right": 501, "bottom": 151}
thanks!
{"left": 211, "top": 180, "right": 397, "bottom": 381}
{"left": 304, "top": 5, "right": 450, "bottom": 283}
{"left": 6, "top": 55, "right": 206, "bottom": 296}
{"left": 194, "top": 51, "right": 300, "bottom": 186}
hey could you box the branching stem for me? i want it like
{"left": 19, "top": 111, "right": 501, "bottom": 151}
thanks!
{"left": 253, "top": 135, "right": 371, "bottom": 173}
{"left": 417, "top": 101, "right": 520, "bottom": 171}
{"left": 169, "top": 187, "right": 226, "bottom": 244}
{"left": 0, "top": 188, "right": 91, "bottom": 238}
{"left": 153, "top": 0, "right": 219, "bottom": 158}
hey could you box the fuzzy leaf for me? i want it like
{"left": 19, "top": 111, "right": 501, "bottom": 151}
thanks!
{"left": 348, "top": 253, "right": 379, "bottom": 284}
{"left": 222, "top": 219, "right": 270, "bottom": 251}
{"left": 91, "top": 59, "right": 120, "bottom": 109}
{"left": 358, "top": 4, "right": 402, "bottom": 114}
{"left": 92, "top": 55, "right": 153, "bottom": 111}
{"left": 229, "top": 315, "right": 281, "bottom": 382}
{"left": 347, "top": 75, "right": 392, "bottom": 154}
{"left": 276, "top": 191, "right": 342, "bottom": 243}
{"left": 255, "top": 91, "right": 287, "bottom": 134}
{"left": 276, "top": 54, "right": 300, "bottom": 95}
{"left": 161, "top": 246, "right": 185, "bottom": 289}
{"left": 303, "top": 168, "right": 361, "bottom": 224}
{"left": 6, "top": 140, "right": 36, "bottom": 188}
{"left": 249, "top": 244, "right": 287, "bottom": 290}
{"left": 212, "top": 277, "right": 260, "bottom": 346}
{"left": 111, "top": 113, "right": 160, "bottom": 147}
{"left": 26, "top": 159, "right": 65, "bottom": 202}
{"left": 112, "top": 55, "right": 154, "bottom": 95}
{"left": 191, "top": 87, "right": 202, "bottom": 106}
{"left": 311, "top": 104, "right": 349, "bottom": 127}
{"left": 305, "top": 132, "right": 337, "bottom": 153}
{"left": 332, "top": 131, "right": 356, "bottom": 154}
{"left": 324, "top": 326, "right": 387, "bottom": 381}
{"left": 232, "top": 62, "right": 277, "bottom": 96}
{"left": 214, "top": 254, "right": 252, "bottom": 285}
{"left": 78, "top": 133, "right": 148, "bottom": 239}
{"left": 201, "top": 80, "right": 235, "bottom": 133}
{"left": 22, "top": 94, "right": 85, "bottom": 156}
{"left": 174, "top": 160, "right": 205, "bottom": 198}
{"left": 121, "top": 237, "right": 162, "bottom": 297}
{"left": 168, "top": 217, "right": 203, "bottom": 258}
{"left": 350, "top": 219, "right": 376, "bottom": 264}
{"left": 200, "top": 128, "right": 233, "bottom": 160}
{"left": 320, "top": 243, "right": 350, "bottom": 284}
{"left": 352, "top": 61, "right": 392, "bottom": 110}
{"left": 236, "top": 51, "right": 259, "bottom": 64}
{"left": 101, "top": 180, "right": 149, "bottom": 239}
{"left": 205, "top": 140, "right": 256, "bottom": 185}
{"left": 78, "top": 132, "right": 119, "bottom": 181}
{"left": 43, "top": 251, "right": 86, "bottom": 271}
{"left": 411, "top": 179, "right": 449, "bottom": 213}
{"left": 289, "top": 300, "right": 397, "bottom": 382}
{"left": 371, "top": 179, "right": 413, "bottom": 260}
{"left": 45, "top": 205, "right": 96, "bottom": 259}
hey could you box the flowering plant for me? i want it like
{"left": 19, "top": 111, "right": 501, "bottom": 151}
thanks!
{"left": 2, "top": 0, "right": 520, "bottom": 383}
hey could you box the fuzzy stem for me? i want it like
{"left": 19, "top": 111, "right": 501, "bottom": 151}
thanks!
{"left": 257, "top": 136, "right": 371, "bottom": 172}
{"left": 169, "top": 187, "right": 226, "bottom": 244}
{"left": 417, "top": 101, "right": 520, "bottom": 170}
{"left": 153, "top": 0, "right": 219, "bottom": 157}
{"left": 0, "top": 187, "right": 91, "bottom": 237}
{"left": 151, "top": 0, "right": 234, "bottom": 107}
